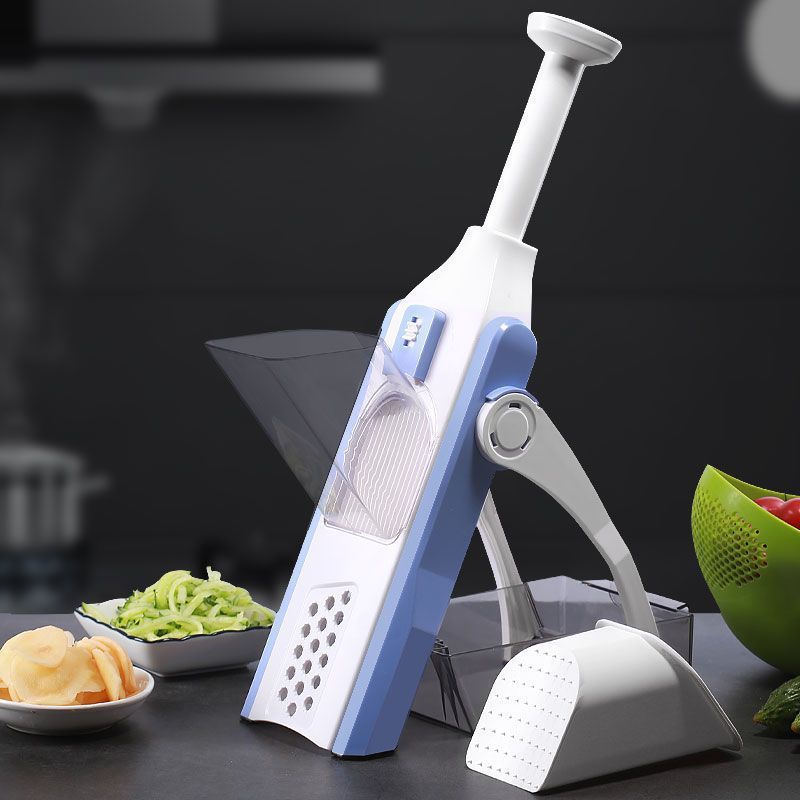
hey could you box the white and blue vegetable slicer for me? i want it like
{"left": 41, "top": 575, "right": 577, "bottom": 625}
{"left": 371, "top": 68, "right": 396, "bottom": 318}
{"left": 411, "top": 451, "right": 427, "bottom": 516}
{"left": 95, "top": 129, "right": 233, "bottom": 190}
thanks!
{"left": 209, "top": 12, "right": 741, "bottom": 785}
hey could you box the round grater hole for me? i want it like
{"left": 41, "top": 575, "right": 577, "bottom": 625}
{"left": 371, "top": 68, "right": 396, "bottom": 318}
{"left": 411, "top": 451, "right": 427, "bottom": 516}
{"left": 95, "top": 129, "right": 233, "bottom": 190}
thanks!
{"left": 309, "top": 602, "right": 318, "bottom": 616}
{"left": 295, "top": 681, "right": 305, "bottom": 695}
{"left": 318, "top": 618, "right": 328, "bottom": 631}
{"left": 294, "top": 645, "right": 303, "bottom": 659}
{"left": 303, "top": 660, "right": 312, "bottom": 674}
{"left": 286, "top": 666, "right": 295, "bottom": 679}
{"left": 301, "top": 624, "right": 311, "bottom": 638}
{"left": 287, "top": 702, "right": 297, "bottom": 717}
{"left": 326, "top": 596, "right": 335, "bottom": 610}
{"left": 278, "top": 687, "right": 288, "bottom": 701}
{"left": 304, "top": 697, "right": 313, "bottom": 711}
{"left": 334, "top": 611, "right": 344, "bottom": 625}
{"left": 327, "top": 632, "right": 336, "bottom": 647}
{"left": 312, "top": 675, "right": 321, "bottom": 689}
{"left": 341, "top": 591, "right": 351, "bottom": 605}
{"left": 310, "top": 639, "right": 320, "bottom": 653}
{"left": 319, "top": 654, "right": 329, "bottom": 668}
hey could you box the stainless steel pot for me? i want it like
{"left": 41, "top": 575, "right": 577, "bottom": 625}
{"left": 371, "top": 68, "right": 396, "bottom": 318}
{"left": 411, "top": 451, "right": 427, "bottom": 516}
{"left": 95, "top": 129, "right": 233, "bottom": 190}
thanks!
{"left": 0, "top": 442, "right": 108, "bottom": 551}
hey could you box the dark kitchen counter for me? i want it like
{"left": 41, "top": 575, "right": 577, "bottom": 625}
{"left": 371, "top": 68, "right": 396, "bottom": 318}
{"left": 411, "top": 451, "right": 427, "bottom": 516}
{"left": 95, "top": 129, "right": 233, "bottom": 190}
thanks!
{"left": 0, "top": 613, "right": 795, "bottom": 799}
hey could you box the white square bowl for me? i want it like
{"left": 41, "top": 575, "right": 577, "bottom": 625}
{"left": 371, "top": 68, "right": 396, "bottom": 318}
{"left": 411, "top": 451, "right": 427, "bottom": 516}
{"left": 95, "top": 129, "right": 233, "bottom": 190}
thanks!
{"left": 74, "top": 599, "right": 271, "bottom": 677}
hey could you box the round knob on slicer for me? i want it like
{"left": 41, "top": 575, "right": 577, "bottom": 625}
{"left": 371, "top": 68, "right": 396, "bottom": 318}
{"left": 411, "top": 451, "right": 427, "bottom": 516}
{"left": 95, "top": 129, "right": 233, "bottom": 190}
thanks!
{"left": 527, "top": 13, "right": 621, "bottom": 66}
{"left": 495, "top": 407, "right": 531, "bottom": 451}
{"left": 477, "top": 394, "right": 538, "bottom": 460}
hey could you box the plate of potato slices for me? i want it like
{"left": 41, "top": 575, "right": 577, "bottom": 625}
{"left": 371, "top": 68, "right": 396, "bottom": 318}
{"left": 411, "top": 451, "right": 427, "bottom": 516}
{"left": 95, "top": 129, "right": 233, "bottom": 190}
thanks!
{"left": 0, "top": 626, "right": 153, "bottom": 735}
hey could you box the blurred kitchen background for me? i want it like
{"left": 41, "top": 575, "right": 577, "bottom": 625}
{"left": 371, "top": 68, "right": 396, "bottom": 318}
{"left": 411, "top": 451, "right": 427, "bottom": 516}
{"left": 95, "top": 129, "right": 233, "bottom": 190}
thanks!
{"left": 0, "top": 0, "right": 797, "bottom": 613}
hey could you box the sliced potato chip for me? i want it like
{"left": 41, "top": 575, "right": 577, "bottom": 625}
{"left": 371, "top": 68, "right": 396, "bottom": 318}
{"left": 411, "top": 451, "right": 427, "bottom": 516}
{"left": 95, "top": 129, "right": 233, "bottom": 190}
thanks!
{"left": 81, "top": 663, "right": 106, "bottom": 694}
{"left": 73, "top": 690, "right": 109, "bottom": 705}
{"left": 0, "top": 647, "right": 15, "bottom": 689}
{"left": 9, "top": 646, "right": 99, "bottom": 705}
{"left": 0, "top": 627, "right": 127, "bottom": 706}
{"left": 74, "top": 640, "right": 112, "bottom": 694}
{"left": 1, "top": 626, "right": 68, "bottom": 668}
{"left": 91, "top": 636, "right": 136, "bottom": 695}
{"left": 60, "top": 638, "right": 105, "bottom": 694}
{"left": 91, "top": 648, "right": 123, "bottom": 702}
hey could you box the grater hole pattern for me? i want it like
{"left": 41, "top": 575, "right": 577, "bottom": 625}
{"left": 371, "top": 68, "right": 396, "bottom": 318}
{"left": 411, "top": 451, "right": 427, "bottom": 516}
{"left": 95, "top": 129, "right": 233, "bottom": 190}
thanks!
{"left": 270, "top": 584, "right": 356, "bottom": 726}
{"left": 466, "top": 645, "right": 579, "bottom": 793}
{"left": 692, "top": 487, "right": 769, "bottom": 590}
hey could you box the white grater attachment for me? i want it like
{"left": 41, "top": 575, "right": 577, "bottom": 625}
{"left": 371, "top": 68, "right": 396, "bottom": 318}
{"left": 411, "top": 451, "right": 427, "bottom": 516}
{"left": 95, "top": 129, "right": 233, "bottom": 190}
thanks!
{"left": 268, "top": 584, "right": 357, "bottom": 727}
{"left": 468, "top": 621, "right": 742, "bottom": 793}
{"left": 467, "top": 644, "right": 578, "bottom": 792}
{"left": 323, "top": 341, "right": 436, "bottom": 542}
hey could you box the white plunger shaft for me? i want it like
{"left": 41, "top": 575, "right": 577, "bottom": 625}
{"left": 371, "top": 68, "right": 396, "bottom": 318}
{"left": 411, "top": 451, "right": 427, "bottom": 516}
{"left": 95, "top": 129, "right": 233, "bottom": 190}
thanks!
{"left": 483, "top": 13, "right": 621, "bottom": 240}
{"left": 484, "top": 53, "right": 583, "bottom": 240}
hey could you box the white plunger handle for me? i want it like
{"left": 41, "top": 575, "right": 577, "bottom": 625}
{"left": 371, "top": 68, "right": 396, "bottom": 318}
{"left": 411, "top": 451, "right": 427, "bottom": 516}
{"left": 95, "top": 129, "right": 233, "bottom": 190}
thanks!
{"left": 484, "top": 13, "right": 621, "bottom": 240}
{"left": 476, "top": 392, "right": 659, "bottom": 636}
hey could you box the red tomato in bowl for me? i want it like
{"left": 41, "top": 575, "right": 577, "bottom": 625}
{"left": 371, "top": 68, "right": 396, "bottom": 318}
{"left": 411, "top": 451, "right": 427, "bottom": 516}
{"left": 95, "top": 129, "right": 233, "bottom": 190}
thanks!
{"left": 775, "top": 498, "right": 800, "bottom": 531}
{"left": 756, "top": 496, "right": 800, "bottom": 531}
{"left": 755, "top": 496, "right": 786, "bottom": 514}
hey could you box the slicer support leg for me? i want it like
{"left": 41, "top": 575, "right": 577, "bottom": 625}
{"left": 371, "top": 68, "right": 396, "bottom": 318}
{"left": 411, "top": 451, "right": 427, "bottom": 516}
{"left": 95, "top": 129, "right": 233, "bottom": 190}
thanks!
{"left": 475, "top": 391, "right": 658, "bottom": 636}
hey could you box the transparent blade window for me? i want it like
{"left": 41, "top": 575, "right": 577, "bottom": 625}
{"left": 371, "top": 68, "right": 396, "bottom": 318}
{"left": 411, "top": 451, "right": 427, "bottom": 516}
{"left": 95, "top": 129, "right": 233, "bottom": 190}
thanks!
{"left": 324, "top": 381, "right": 435, "bottom": 541}
{"left": 208, "top": 330, "right": 436, "bottom": 543}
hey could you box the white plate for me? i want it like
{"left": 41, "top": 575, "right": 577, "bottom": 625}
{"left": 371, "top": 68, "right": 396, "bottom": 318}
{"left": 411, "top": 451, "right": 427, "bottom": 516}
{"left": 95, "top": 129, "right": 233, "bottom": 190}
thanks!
{"left": 75, "top": 599, "right": 272, "bottom": 676}
{"left": 0, "top": 667, "right": 154, "bottom": 735}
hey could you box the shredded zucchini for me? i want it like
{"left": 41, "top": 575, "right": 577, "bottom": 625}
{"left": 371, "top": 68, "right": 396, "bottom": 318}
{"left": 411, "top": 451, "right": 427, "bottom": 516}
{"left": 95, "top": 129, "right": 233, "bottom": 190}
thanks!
{"left": 81, "top": 568, "right": 275, "bottom": 641}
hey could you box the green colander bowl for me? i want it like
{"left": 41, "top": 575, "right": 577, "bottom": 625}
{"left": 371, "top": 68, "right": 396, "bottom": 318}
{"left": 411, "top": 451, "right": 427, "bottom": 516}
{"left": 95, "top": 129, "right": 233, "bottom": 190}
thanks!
{"left": 692, "top": 465, "right": 800, "bottom": 674}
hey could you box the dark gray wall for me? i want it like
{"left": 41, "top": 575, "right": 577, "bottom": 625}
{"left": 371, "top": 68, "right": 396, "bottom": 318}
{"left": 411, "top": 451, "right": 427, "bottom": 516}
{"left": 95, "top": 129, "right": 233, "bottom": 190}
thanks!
{"left": 5, "top": 0, "right": 799, "bottom": 610}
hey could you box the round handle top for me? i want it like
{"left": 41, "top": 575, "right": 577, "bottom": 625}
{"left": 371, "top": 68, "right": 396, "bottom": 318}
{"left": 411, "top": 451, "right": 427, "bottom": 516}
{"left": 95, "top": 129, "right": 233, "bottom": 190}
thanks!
{"left": 528, "top": 12, "right": 621, "bottom": 66}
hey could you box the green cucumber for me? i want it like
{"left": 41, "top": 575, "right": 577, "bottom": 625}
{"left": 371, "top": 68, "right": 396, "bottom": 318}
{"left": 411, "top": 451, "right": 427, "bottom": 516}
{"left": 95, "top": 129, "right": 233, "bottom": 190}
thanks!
{"left": 754, "top": 676, "right": 800, "bottom": 733}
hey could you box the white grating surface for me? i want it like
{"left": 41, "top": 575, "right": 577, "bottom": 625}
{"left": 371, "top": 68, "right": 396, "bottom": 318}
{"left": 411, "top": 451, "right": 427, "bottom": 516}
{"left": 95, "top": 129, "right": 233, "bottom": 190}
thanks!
{"left": 268, "top": 584, "right": 357, "bottom": 727}
{"left": 324, "top": 387, "right": 434, "bottom": 541}
{"left": 467, "top": 644, "right": 579, "bottom": 793}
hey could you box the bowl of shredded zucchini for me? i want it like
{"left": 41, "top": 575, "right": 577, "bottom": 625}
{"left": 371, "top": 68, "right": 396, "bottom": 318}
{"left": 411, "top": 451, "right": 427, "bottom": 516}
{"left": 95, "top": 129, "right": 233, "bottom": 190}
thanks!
{"left": 75, "top": 568, "right": 275, "bottom": 676}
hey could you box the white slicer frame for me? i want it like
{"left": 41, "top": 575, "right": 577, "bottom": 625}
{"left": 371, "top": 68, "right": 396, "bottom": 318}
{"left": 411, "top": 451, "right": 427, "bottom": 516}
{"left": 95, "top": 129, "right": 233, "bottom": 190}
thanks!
{"left": 226, "top": 12, "right": 741, "bottom": 775}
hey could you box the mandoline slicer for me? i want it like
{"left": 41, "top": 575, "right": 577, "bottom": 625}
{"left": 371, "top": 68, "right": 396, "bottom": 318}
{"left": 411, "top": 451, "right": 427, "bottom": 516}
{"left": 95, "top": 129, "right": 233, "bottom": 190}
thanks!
{"left": 208, "top": 10, "right": 742, "bottom": 775}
